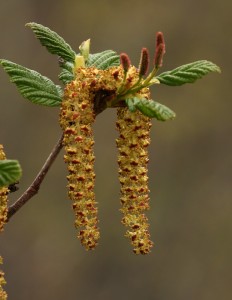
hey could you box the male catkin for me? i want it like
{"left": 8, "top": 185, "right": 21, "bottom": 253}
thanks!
{"left": 0, "top": 145, "right": 9, "bottom": 232}
{"left": 60, "top": 65, "right": 154, "bottom": 253}
{"left": 116, "top": 107, "right": 153, "bottom": 254}
{"left": 59, "top": 68, "right": 100, "bottom": 250}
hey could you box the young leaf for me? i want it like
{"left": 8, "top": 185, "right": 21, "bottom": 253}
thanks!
{"left": 0, "top": 160, "right": 22, "bottom": 187}
{"left": 26, "top": 22, "right": 76, "bottom": 63}
{"left": 58, "top": 60, "right": 74, "bottom": 84}
{"left": 157, "top": 60, "right": 221, "bottom": 86}
{"left": 87, "top": 50, "right": 120, "bottom": 69}
{"left": 125, "top": 98, "right": 140, "bottom": 112}
{"left": 79, "top": 39, "right": 90, "bottom": 62}
{"left": 0, "top": 59, "right": 62, "bottom": 107}
{"left": 135, "top": 98, "right": 176, "bottom": 121}
{"left": 59, "top": 69, "right": 74, "bottom": 85}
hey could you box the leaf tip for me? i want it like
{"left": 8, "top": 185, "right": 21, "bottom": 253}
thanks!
{"left": 25, "top": 22, "right": 36, "bottom": 29}
{"left": 216, "top": 65, "right": 221, "bottom": 73}
{"left": 0, "top": 59, "right": 9, "bottom": 69}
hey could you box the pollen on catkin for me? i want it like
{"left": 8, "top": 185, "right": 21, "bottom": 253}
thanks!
{"left": 0, "top": 145, "right": 9, "bottom": 233}
{"left": 116, "top": 107, "right": 153, "bottom": 254}
{"left": 59, "top": 67, "right": 124, "bottom": 250}
{"left": 59, "top": 64, "right": 154, "bottom": 253}
{"left": 116, "top": 71, "right": 154, "bottom": 254}
{"left": 59, "top": 68, "right": 99, "bottom": 250}
{"left": 0, "top": 256, "right": 7, "bottom": 300}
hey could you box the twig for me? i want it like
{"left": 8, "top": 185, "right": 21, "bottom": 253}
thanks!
{"left": 7, "top": 133, "right": 64, "bottom": 221}
{"left": 6, "top": 91, "right": 113, "bottom": 222}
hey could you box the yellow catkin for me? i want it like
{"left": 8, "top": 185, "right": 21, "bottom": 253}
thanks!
{"left": 0, "top": 145, "right": 9, "bottom": 233}
{"left": 59, "top": 65, "right": 153, "bottom": 253}
{"left": 0, "top": 257, "right": 7, "bottom": 300}
{"left": 116, "top": 73, "right": 154, "bottom": 254}
{"left": 60, "top": 69, "right": 99, "bottom": 250}
{"left": 116, "top": 108, "right": 153, "bottom": 254}
{"left": 59, "top": 67, "right": 124, "bottom": 250}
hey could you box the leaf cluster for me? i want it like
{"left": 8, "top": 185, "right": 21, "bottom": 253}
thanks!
{"left": 0, "top": 22, "right": 220, "bottom": 117}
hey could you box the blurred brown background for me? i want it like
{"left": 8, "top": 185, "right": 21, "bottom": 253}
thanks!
{"left": 0, "top": 0, "right": 231, "bottom": 299}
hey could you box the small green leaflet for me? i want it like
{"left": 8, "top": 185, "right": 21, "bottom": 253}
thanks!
{"left": 26, "top": 22, "right": 76, "bottom": 63}
{"left": 87, "top": 50, "right": 120, "bottom": 69}
{"left": 125, "top": 98, "right": 140, "bottom": 112}
{"left": 0, "top": 160, "right": 22, "bottom": 187}
{"left": 79, "top": 39, "right": 90, "bottom": 63}
{"left": 58, "top": 60, "right": 75, "bottom": 84}
{"left": 157, "top": 60, "right": 221, "bottom": 86}
{"left": 126, "top": 97, "right": 176, "bottom": 121}
{"left": 0, "top": 59, "right": 62, "bottom": 107}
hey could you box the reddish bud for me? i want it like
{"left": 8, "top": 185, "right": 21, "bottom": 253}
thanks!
{"left": 120, "top": 53, "right": 131, "bottom": 72}
{"left": 138, "top": 48, "right": 150, "bottom": 76}
{"left": 154, "top": 31, "right": 166, "bottom": 68}
{"left": 156, "top": 32, "right": 166, "bottom": 52}
{"left": 154, "top": 43, "right": 165, "bottom": 68}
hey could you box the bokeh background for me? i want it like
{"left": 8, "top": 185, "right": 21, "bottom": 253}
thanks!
{"left": 0, "top": 1, "right": 231, "bottom": 299}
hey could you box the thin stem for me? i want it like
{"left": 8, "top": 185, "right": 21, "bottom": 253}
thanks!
{"left": 7, "top": 133, "right": 64, "bottom": 221}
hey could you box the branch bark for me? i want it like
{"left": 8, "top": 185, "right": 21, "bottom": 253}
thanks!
{"left": 7, "top": 133, "right": 64, "bottom": 221}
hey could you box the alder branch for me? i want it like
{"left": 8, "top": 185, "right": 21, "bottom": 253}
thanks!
{"left": 6, "top": 93, "right": 114, "bottom": 222}
{"left": 7, "top": 133, "right": 64, "bottom": 221}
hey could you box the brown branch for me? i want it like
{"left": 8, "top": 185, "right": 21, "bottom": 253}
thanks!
{"left": 7, "top": 133, "right": 64, "bottom": 221}
{"left": 6, "top": 90, "right": 121, "bottom": 222}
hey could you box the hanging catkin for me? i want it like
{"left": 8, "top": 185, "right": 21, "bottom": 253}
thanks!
{"left": 0, "top": 256, "right": 7, "bottom": 300}
{"left": 59, "top": 68, "right": 100, "bottom": 250}
{"left": 116, "top": 107, "right": 153, "bottom": 254}
{"left": 59, "top": 66, "right": 124, "bottom": 250}
{"left": 0, "top": 145, "right": 9, "bottom": 233}
{"left": 0, "top": 146, "right": 8, "bottom": 299}
{"left": 60, "top": 64, "right": 154, "bottom": 253}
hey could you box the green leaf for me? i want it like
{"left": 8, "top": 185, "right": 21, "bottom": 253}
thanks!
{"left": 125, "top": 98, "right": 140, "bottom": 112}
{"left": 0, "top": 59, "right": 62, "bottom": 107}
{"left": 157, "top": 60, "right": 221, "bottom": 86}
{"left": 87, "top": 50, "right": 120, "bottom": 69}
{"left": 135, "top": 98, "right": 176, "bottom": 121}
{"left": 125, "top": 97, "right": 175, "bottom": 121}
{"left": 58, "top": 60, "right": 74, "bottom": 84}
{"left": 0, "top": 160, "right": 22, "bottom": 187}
{"left": 26, "top": 22, "right": 76, "bottom": 63}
